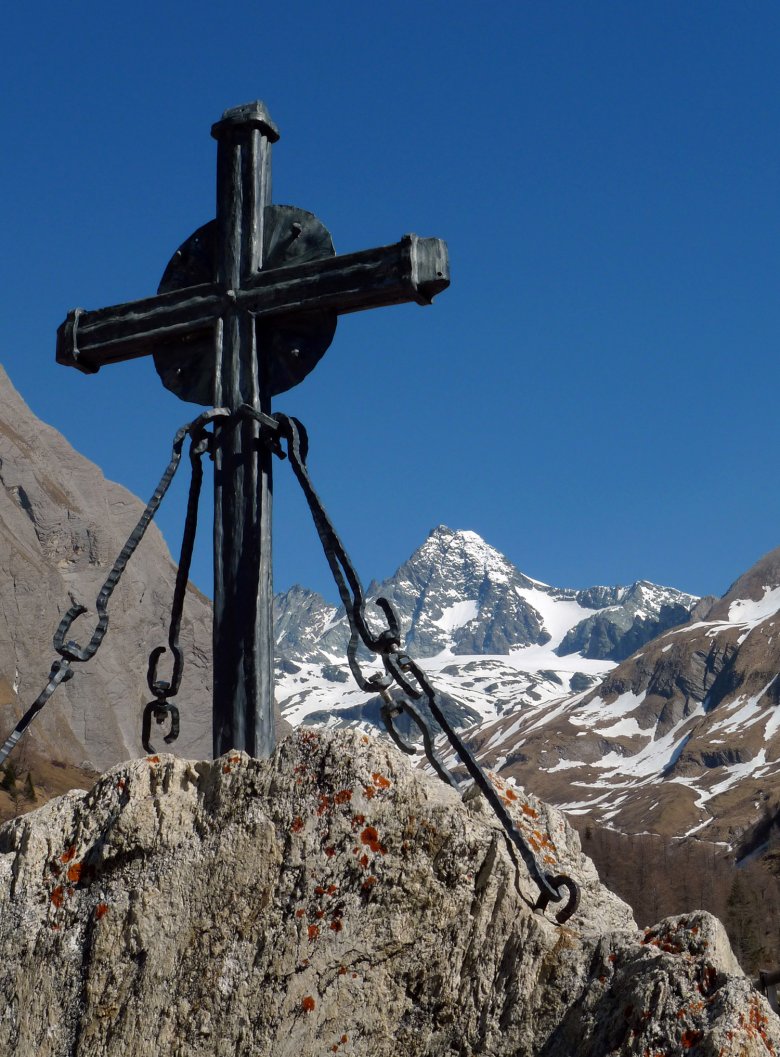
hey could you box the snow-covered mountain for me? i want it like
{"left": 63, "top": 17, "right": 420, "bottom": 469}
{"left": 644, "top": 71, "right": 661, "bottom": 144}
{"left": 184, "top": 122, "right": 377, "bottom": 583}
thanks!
{"left": 274, "top": 525, "right": 698, "bottom": 738}
{"left": 276, "top": 528, "right": 780, "bottom": 847}
{"left": 462, "top": 546, "right": 780, "bottom": 845}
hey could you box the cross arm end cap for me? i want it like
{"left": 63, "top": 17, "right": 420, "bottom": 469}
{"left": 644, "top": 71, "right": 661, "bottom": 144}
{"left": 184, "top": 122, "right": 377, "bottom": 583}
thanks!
{"left": 211, "top": 101, "right": 280, "bottom": 142}
{"left": 407, "top": 235, "right": 450, "bottom": 304}
{"left": 55, "top": 309, "right": 99, "bottom": 375}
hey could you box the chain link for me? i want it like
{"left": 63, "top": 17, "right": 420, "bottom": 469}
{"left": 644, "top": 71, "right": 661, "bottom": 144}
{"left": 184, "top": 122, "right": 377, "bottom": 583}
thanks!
{"left": 0, "top": 408, "right": 229, "bottom": 767}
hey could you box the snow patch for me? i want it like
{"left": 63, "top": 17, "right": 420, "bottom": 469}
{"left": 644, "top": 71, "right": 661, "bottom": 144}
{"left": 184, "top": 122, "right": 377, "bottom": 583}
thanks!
{"left": 728, "top": 585, "right": 780, "bottom": 625}
{"left": 432, "top": 599, "right": 478, "bottom": 632}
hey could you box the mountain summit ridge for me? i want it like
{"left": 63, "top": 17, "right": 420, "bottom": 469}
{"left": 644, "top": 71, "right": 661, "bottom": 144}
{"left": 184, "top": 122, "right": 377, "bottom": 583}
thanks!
{"left": 274, "top": 524, "right": 699, "bottom": 736}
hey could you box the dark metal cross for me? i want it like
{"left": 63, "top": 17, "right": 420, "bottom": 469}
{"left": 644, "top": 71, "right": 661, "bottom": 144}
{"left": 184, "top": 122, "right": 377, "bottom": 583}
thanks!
{"left": 56, "top": 101, "right": 449, "bottom": 760}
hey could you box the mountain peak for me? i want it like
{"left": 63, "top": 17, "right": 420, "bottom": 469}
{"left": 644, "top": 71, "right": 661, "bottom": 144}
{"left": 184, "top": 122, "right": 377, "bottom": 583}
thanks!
{"left": 417, "top": 525, "right": 524, "bottom": 588}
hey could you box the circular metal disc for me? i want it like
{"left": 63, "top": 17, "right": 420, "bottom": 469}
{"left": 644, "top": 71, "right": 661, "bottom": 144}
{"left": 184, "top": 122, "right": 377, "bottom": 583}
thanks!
{"left": 154, "top": 205, "right": 337, "bottom": 405}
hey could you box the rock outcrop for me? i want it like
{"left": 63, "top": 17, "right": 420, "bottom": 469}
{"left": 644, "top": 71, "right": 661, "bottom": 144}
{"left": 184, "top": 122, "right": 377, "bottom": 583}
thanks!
{"left": 0, "top": 728, "right": 775, "bottom": 1056}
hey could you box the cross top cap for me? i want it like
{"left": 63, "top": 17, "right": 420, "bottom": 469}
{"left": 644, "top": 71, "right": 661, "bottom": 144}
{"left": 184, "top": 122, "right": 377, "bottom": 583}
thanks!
{"left": 211, "top": 101, "right": 280, "bottom": 143}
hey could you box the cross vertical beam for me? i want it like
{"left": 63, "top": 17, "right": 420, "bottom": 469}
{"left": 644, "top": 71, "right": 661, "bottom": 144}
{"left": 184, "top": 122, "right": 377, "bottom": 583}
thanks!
{"left": 211, "top": 103, "right": 279, "bottom": 758}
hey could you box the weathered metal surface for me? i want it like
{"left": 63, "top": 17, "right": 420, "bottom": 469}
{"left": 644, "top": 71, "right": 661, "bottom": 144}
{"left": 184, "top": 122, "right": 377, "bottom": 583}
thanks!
{"left": 758, "top": 969, "right": 780, "bottom": 1014}
{"left": 55, "top": 235, "right": 448, "bottom": 375}
{"left": 155, "top": 206, "right": 337, "bottom": 405}
{"left": 209, "top": 104, "right": 276, "bottom": 759}
{"left": 55, "top": 100, "right": 450, "bottom": 760}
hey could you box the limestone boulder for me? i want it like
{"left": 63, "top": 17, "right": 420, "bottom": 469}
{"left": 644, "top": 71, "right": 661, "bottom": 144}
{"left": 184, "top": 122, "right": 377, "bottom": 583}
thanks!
{"left": 0, "top": 728, "right": 776, "bottom": 1056}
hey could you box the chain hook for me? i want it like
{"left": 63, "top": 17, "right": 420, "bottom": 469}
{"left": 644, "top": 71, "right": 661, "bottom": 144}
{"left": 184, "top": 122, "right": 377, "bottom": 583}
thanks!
{"left": 534, "top": 874, "right": 581, "bottom": 925}
{"left": 141, "top": 699, "right": 180, "bottom": 754}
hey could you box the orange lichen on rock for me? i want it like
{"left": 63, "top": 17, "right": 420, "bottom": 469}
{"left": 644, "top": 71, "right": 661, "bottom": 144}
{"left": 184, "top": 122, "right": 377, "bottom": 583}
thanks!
{"left": 360, "top": 826, "right": 386, "bottom": 854}
{"left": 371, "top": 772, "right": 391, "bottom": 789}
{"left": 95, "top": 902, "right": 108, "bottom": 920}
{"left": 50, "top": 885, "right": 65, "bottom": 908}
{"left": 681, "top": 1029, "right": 703, "bottom": 1049}
{"left": 66, "top": 862, "right": 83, "bottom": 884}
{"left": 325, "top": 846, "right": 336, "bottom": 857}
{"left": 308, "top": 924, "right": 319, "bottom": 941}
{"left": 363, "top": 786, "right": 376, "bottom": 800}
{"left": 745, "top": 999, "right": 777, "bottom": 1053}
{"left": 295, "top": 909, "right": 305, "bottom": 919}
{"left": 330, "top": 918, "right": 343, "bottom": 932}
{"left": 147, "top": 755, "right": 160, "bottom": 764}
{"left": 362, "top": 876, "right": 377, "bottom": 890}
{"left": 301, "top": 995, "right": 316, "bottom": 1012}
{"left": 291, "top": 817, "right": 304, "bottom": 833}
{"left": 60, "top": 846, "right": 77, "bottom": 864}
{"left": 334, "top": 789, "right": 352, "bottom": 805}
{"left": 317, "top": 794, "right": 331, "bottom": 816}
{"left": 222, "top": 765, "right": 231, "bottom": 774}
{"left": 521, "top": 803, "right": 538, "bottom": 819}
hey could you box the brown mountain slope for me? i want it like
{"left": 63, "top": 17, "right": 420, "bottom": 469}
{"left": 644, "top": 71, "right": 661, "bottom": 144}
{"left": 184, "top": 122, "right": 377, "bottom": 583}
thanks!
{"left": 460, "top": 547, "right": 780, "bottom": 843}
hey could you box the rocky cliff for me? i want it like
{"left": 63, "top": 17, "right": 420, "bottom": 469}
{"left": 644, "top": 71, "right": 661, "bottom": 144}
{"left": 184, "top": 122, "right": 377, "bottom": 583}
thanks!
{"left": 0, "top": 365, "right": 214, "bottom": 770}
{"left": 0, "top": 728, "right": 775, "bottom": 1056}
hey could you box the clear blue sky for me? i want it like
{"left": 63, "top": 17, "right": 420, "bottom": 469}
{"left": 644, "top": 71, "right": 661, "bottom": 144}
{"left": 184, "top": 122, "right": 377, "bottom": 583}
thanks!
{"left": 2, "top": 2, "right": 779, "bottom": 603}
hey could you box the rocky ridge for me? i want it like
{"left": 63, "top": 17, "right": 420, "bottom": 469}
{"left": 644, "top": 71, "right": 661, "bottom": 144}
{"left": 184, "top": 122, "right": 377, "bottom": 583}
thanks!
{"left": 0, "top": 727, "right": 776, "bottom": 1056}
{"left": 463, "top": 547, "right": 780, "bottom": 842}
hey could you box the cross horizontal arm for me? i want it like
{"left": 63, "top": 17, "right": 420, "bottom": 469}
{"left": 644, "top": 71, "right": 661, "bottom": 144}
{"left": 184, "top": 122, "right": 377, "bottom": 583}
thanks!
{"left": 56, "top": 235, "right": 449, "bottom": 374}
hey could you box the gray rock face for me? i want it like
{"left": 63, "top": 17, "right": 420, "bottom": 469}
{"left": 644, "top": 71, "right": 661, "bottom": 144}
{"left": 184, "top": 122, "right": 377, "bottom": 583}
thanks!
{"left": 556, "top": 581, "right": 695, "bottom": 661}
{"left": 0, "top": 365, "right": 214, "bottom": 770}
{"left": 0, "top": 728, "right": 775, "bottom": 1056}
{"left": 273, "top": 585, "right": 340, "bottom": 664}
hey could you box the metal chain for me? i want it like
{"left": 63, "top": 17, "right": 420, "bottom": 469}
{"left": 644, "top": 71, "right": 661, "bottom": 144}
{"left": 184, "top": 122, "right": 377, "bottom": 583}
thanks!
{"left": 0, "top": 408, "right": 229, "bottom": 768}
{"left": 0, "top": 400, "right": 582, "bottom": 925}
{"left": 270, "top": 411, "right": 580, "bottom": 925}
{"left": 142, "top": 416, "right": 224, "bottom": 753}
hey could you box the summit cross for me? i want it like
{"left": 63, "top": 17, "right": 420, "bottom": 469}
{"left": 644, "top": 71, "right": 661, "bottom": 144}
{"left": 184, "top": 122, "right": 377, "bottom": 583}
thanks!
{"left": 56, "top": 101, "right": 449, "bottom": 760}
